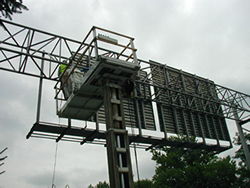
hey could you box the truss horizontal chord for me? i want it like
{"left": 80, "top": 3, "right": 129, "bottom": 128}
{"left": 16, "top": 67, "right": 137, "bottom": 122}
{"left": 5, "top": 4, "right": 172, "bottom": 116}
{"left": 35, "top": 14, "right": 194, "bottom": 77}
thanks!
{"left": 26, "top": 122, "right": 231, "bottom": 152}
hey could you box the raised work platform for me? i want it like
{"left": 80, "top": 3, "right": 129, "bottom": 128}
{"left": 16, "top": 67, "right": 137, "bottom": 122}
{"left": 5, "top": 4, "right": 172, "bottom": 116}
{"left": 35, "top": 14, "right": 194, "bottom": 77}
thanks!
{"left": 58, "top": 55, "right": 140, "bottom": 121}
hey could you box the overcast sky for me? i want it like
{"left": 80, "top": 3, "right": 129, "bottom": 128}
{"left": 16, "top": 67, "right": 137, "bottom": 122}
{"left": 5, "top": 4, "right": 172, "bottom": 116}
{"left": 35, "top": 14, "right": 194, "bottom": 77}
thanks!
{"left": 1, "top": 0, "right": 250, "bottom": 187}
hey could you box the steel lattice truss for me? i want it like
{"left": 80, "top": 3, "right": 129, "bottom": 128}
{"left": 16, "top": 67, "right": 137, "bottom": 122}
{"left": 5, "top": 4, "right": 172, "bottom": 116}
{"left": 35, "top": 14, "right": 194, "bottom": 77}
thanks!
{"left": 0, "top": 19, "right": 82, "bottom": 80}
{"left": 1, "top": 19, "right": 250, "bottom": 124}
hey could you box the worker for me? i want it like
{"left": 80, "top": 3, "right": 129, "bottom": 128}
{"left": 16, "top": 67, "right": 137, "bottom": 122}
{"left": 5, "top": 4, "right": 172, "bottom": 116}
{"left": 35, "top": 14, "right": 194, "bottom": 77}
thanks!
{"left": 58, "top": 61, "right": 71, "bottom": 99}
{"left": 58, "top": 63, "right": 67, "bottom": 77}
{"left": 58, "top": 58, "right": 90, "bottom": 99}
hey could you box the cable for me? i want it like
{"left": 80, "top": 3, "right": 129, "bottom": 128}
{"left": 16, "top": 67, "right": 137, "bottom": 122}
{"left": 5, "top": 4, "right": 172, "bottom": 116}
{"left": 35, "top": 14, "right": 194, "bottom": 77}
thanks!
{"left": 133, "top": 143, "right": 141, "bottom": 188}
{"left": 51, "top": 142, "right": 59, "bottom": 188}
{"left": 52, "top": 92, "right": 63, "bottom": 188}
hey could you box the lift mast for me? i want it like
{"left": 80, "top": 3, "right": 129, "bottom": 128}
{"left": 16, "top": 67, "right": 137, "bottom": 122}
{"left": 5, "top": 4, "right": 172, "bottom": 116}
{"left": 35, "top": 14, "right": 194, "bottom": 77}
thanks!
{"left": 104, "top": 80, "right": 134, "bottom": 187}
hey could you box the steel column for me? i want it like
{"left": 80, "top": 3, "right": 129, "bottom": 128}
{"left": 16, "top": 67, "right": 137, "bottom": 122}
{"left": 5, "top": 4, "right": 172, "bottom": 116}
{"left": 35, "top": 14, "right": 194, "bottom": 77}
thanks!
{"left": 36, "top": 52, "right": 45, "bottom": 123}
{"left": 103, "top": 80, "right": 134, "bottom": 188}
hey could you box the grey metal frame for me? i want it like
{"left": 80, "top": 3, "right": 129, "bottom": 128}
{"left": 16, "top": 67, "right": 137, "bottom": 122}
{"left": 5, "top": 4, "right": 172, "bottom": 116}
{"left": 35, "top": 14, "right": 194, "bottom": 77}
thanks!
{"left": 1, "top": 19, "right": 250, "bottom": 152}
{"left": 149, "top": 60, "right": 232, "bottom": 145}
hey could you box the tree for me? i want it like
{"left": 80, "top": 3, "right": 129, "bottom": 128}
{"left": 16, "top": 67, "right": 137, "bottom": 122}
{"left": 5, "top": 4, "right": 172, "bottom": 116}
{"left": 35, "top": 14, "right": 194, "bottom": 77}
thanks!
{"left": 150, "top": 137, "right": 239, "bottom": 188}
{"left": 95, "top": 181, "right": 109, "bottom": 188}
{"left": 88, "top": 181, "right": 110, "bottom": 188}
{"left": 0, "top": 0, "right": 28, "bottom": 27}
{"left": 89, "top": 135, "right": 250, "bottom": 187}
{"left": 0, "top": 147, "right": 7, "bottom": 175}
{"left": 134, "top": 179, "right": 153, "bottom": 188}
{"left": 233, "top": 132, "right": 250, "bottom": 187}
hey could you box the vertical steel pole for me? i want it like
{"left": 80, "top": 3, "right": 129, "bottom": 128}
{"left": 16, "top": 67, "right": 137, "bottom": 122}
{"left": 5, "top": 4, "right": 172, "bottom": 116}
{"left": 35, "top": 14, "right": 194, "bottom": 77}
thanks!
{"left": 104, "top": 80, "right": 134, "bottom": 188}
{"left": 130, "top": 39, "right": 137, "bottom": 64}
{"left": 233, "top": 108, "right": 250, "bottom": 170}
{"left": 131, "top": 39, "right": 143, "bottom": 136}
{"left": 92, "top": 27, "right": 99, "bottom": 59}
{"left": 36, "top": 52, "right": 45, "bottom": 123}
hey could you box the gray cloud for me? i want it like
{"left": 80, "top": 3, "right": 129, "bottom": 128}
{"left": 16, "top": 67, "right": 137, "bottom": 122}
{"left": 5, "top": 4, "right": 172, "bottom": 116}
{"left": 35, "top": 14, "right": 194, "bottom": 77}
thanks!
{"left": 1, "top": 0, "right": 250, "bottom": 187}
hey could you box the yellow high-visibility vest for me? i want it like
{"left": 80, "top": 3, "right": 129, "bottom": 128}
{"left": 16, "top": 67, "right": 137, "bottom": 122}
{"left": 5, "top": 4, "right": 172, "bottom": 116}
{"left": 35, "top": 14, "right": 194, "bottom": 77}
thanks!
{"left": 58, "top": 64, "right": 67, "bottom": 76}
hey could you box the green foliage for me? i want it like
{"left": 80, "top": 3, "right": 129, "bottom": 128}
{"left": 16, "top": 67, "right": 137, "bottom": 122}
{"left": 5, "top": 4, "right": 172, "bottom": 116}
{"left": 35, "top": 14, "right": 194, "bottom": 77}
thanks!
{"left": 88, "top": 181, "right": 110, "bottom": 188}
{"left": 0, "top": 0, "right": 28, "bottom": 27}
{"left": 150, "top": 137, "right": 239, "bottom": 188}
{"left": 233, "top": 132, "right": 250, "bottom": 167}
{"left": 0, "top": 0, "right": 28, "bottom": 20}
{"left": 90, "top": 134, "right": 250, "bottom": 187}
{"left": 134, "top": 179, "right": 153, "bottom": 188}
{"left": 233, "top": 132, "right": 250, "bottom": 187}
{"left": 96, "top": 181, "right": 109, "bottom": 188}
{"left": 0, "top": 147, "right": 7, "bottom": 175}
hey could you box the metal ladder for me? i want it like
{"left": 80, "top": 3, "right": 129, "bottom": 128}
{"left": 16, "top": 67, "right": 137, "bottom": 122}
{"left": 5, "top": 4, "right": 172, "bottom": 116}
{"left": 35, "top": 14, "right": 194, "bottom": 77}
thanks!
{"left": 103, "top": 79, "right": 134, "bottom": 188}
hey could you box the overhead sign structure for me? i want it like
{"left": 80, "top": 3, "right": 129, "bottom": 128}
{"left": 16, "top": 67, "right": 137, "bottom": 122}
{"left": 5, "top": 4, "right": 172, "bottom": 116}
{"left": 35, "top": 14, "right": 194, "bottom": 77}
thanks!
{"left": 1, "top": 19, "right": 250, "bottom": 150}
{"left": 1, "top": 19, "right": 250, "bottom": 149}
{"left": 1, "top": 19, "right": 250, "bottom": 186}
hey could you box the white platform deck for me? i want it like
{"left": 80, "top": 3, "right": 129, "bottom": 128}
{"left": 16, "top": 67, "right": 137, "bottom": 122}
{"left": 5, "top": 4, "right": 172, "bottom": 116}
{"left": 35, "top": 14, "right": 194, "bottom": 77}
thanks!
{"left": 58, "top": 56, "right": 140, "bottom": 121}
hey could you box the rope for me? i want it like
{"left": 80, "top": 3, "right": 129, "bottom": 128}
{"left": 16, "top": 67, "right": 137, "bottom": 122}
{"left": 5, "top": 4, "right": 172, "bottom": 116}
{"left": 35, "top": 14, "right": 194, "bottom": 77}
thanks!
{"left": 134, "top": 144, "right": 141, "bottom": 187}
{"left": 51, "top": 142, "right": 59, "bottom": 188}
{"left": 51, "top": 92, "right": 63, "bottom": 188}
